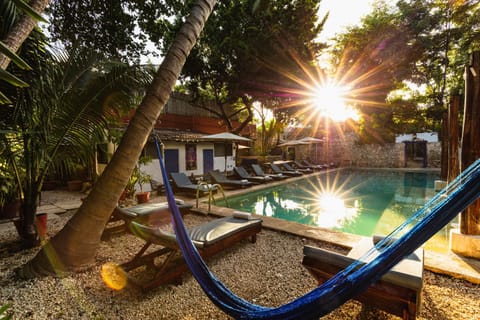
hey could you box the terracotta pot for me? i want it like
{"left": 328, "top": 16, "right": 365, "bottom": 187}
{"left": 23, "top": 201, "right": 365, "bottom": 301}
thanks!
{"left": 135, "top": 192, "right": 150, "bottom": 204}
{"left": 67, "top": 180, "right": 83, "bottom": 192}
{"left": 119, "top": 190, "right": 127, "bottom": 202}
{"left": 36, "top": 213, "right": 48, "bottom": 238}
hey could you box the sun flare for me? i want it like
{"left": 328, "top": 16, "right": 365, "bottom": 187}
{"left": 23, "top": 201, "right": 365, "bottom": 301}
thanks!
{"left": 311, "top": 83, "right": 359, "bottom": 122}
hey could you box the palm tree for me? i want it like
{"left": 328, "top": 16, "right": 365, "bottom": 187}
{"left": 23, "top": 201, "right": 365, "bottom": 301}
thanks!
{"left": 18, "top": 0, "right": 217, "bottom": 277}
{"left": 1, "top": 37, "right": 152, "bottom": 247}
{"left": 0, "top": 0, "right": 50, "bottom": 103}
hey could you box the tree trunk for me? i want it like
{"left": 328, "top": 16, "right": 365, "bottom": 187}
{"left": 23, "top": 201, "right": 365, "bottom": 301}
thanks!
{"left": 0, "top": 0, "right": 50, "bottom": 70}
{"left": 447, "top": 95, "right": 460, "bottom": 183}
{"left": 18, "top": 0, "right": 217, "bottom": 277}
{"left": 460, "top": 51, "right": 480, "bottom": 235}
{"left": 440, "top": 113, "right": 448, "bottom": 180}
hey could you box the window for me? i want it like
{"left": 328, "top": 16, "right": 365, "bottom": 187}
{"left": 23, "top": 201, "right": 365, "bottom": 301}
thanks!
{"left": 185, "top": 144, "right": 197, "bottom": 170}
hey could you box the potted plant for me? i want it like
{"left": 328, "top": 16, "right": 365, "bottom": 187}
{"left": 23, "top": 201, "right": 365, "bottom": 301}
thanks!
{"left": 135, "top": 169, "right": 151, "bottom": 204}
{"left": 131, "top": 155, "right": 152, "bottom": 204}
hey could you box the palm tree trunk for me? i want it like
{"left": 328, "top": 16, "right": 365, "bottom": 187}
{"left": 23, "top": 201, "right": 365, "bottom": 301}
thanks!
{"left": 0, "top": 0, "right": 50, "bottom": 70}
{"left": 18, "top": 0, "right": 217, "bottom": 277}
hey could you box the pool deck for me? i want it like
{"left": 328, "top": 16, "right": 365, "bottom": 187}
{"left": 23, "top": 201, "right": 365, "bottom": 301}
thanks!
{"left": 25, "top": 172, "right": 480, "bottom": 285}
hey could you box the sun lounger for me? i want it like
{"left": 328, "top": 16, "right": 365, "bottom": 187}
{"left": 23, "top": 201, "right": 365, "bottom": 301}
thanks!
{"left": 171, "top": 172, "right": 218, "bottom": 197}
{"left": 293, "top": 160, "right": 317, "bottom": 172}
{"left": 302, "top": 236, "right": 424, "bottom": 320}
{"left": 209, "top": 170, "right": 254, "bottom": 189}
{"left": 283, "top": 162, "right": 312, "bottom": 174}
{"left": 251, "top": 164, "right": 288, "bottom": 180}
{"left": 269, "top": 163, "right": 303, "bottom": 177}
{"left": 301, "top": 160, "right": 326, "bottom": 170}
{"left": 234, "top": 166, "right": 273, "bottom": 184}
{"left": 120, "top": 213, "right": 263, "bottom": 291}
{"left": 102, "top": 200, "right": 193, "bottom": 239}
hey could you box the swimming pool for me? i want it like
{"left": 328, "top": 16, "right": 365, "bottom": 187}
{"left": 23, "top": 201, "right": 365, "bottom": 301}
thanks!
{"left": 216, "top": 169, "right": 454, "bottom": 252}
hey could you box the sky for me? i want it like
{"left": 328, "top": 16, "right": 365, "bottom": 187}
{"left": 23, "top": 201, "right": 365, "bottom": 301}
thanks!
{"left": 317, "top": 0, "right": 375, "bottom": 41}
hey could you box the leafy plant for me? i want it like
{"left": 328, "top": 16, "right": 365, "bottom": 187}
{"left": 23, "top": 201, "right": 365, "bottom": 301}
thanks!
{"left": 0, "top": 303, "right": 12, "bottom": 320}
{"left": 1, "top": 41, "right": 152, "bottom": 245}
{"left": 135, "top": 155, "right": 152, "bottom": 193}
{"left": 0, "top": 176, "right": 18, "bottom": 207}
{"left": 0, "top": 0, "right": 47, "bottom": 104}
{"left": 123, "top": 156, "right": 152, "bottom": 197}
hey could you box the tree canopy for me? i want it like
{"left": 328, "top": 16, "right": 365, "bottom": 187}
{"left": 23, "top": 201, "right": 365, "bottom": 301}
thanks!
{"left": 329, "top": 0, "right": 480, "bottom": 143}
{"left": 158, "top": 0, "right": 328, "bottom": 134}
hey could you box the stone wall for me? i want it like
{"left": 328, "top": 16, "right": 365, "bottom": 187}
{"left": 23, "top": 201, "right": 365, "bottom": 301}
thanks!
{"left": 303, "top": 133, "right": 441, "bottom": 168}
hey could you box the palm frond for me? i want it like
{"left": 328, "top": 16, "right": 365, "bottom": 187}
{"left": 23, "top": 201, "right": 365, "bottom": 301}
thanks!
{"left": 0, "top": 41, "right": 32, "bottom": 70}
{"left": 11, "top": 0, "right": 47, "bottom": 22}
{"left": 0, "top": 67, "right": 29, "bottom": 86}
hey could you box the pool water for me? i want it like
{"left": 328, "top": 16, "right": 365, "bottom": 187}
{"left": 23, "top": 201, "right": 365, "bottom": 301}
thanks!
{"left": 216, "top": 169, "right": 455, "bottom": 253}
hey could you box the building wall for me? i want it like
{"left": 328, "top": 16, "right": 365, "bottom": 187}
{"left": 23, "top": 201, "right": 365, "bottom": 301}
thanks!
{"left": 301, "top": 132, "right": 441, "bottom": 168}
{"left": 141, "top": 141, "right": 238, "bottom": 187}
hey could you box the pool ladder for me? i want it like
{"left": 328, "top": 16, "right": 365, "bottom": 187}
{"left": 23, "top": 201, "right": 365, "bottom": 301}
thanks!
{"left": 195, "top": 182, "right": 228, "bottom": 213}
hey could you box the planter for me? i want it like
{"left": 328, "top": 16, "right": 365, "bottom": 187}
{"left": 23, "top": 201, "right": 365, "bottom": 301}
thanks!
{"left": 0, "top": 199, "right": 21, "bottom": 220}
{"left": 135, "top": 192, "right": 150, "bottom": 204}
{"left": 36, "top": 213, "right": 48, "bottom": 238}
{"left": 119, "top": 190, "right": 127, "bottom": 202}
{"left": 67, "top": 180, "right": 83, "bottom": 192}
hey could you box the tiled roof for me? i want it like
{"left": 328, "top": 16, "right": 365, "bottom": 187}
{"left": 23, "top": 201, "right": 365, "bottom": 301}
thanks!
{"left": 150, "top": 129, "right": 206, "bottom": 142}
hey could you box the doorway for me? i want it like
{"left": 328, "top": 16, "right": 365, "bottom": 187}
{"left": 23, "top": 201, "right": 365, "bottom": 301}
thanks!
{"left": 203, "top": 149, "right": 214, "bottom": 175}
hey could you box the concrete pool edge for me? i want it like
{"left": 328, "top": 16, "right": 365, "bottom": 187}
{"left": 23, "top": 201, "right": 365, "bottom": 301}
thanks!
{"left": 191, "top": 202, "right": 480, "bottom": 284}
{"left": 189, "top": 168, "right": 480, "bottom": 284}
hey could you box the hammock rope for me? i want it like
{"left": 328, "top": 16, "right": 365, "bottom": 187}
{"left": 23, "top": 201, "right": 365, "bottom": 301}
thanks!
{"left": 154, "top": 136, "right": 480, "bottom": 319}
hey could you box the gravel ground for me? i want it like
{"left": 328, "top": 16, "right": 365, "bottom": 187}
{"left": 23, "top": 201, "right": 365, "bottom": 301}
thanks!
{"left": 0, "top": 210, "right": 479, "bottom": 320}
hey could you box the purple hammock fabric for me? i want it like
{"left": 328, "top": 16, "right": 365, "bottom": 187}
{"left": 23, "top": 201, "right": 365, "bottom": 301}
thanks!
{"left": 154, "top": 137, "right": 480, "bottom": 319}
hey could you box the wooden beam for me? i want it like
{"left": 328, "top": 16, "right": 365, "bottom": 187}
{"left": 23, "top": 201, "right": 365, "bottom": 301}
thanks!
{"left": 440, "top": 113, "right": 448, "bottom": 180}
{"left": 460, "top": 51, "right": 480, "bottom": 235}
{"left": 447, "top": 95, "right": 460, "bottom": 182}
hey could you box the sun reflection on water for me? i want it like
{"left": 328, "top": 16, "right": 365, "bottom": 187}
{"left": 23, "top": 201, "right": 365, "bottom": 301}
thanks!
{"left": 313, "top": 192, "right": 360, "bottom": 228}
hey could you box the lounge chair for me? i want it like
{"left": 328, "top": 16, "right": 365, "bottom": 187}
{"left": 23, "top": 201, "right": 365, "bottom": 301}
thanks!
{"left": 301, "top": 160, "right": 327, "bottom": 170}
{"left": 209, "top": 170, "right": 254, "bottom": 189}
{"left": 171, "top": 172, "right": 217, "bottom": 197}
{"left": 102, "top": 200, "right": 193, "bottom": 239}
{"left": 283, "top": 162, "right": 312, "bottom": 174}
{"left": 120, "top": 212, "right": 263, "bottom": 291}
{"left": 293, "top": 160, "right": 317, "bottom": 171}
{"left": 234, "top": 166, "right": 273, "bottom": 184}
{"left": 269, "top": 163, "right": 303, "bottom": 177}
{"left": 302, "top": 236, "right": 424, "bottom": 320}
{"left": 251, "top": 164, "right": 288, "bottom": 180}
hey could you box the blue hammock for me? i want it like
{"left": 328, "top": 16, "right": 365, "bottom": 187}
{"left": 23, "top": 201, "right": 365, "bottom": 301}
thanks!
{"left": 153, "top": 137, "right": 480, "bottom": 319}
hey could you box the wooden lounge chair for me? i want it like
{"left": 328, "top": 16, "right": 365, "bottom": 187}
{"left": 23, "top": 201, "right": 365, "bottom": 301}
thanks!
{"left": 102, "top": 200, "right": 193, "bottom": 239}
{"left": 301, "top": 160, "right": 327, "bottom": 170}
{"left": 302, "top": 236, "right": 424, "bottom": 320}
{"left": 283, "top": 162, "right": 312, "bottom": 174}
{"left": 209, "top": 170, "right": 254, "bottom": 189}
{"left": 120, "top": 213, "right": 263, "bottom": 291}
{"left": 251, "top": 164, "right": 288, "bottom": 180}
{"left": 293, "top": 160, "right": 321, "bottom": 171}
{"left": 269, "top": 163, "right": 303, "bottom": 177}
{"left": 234, "top": 166, "right": 273, "bottom": 184}
{"left": 170, "top": 172, "right": 217, "bottom": 197}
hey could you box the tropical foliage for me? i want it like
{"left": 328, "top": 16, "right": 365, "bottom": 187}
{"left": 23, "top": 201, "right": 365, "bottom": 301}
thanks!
{"left": 329, "top": 0, "right": 480, "bottom": 143}
{"left": 0, "top": 0, "right": 47, "bottom": 104}
{"left": 46, "top": 0, "right": 179, "bottom": 62}
{"left": 19, "top": 0, "right": 216, "bottom": 276}
{"left": 1, "top": 31, "right": 152, "bottom": 244}
{"left": 158, "top": 0, "right": 327, "bottom": 133}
